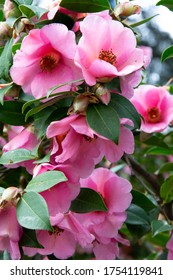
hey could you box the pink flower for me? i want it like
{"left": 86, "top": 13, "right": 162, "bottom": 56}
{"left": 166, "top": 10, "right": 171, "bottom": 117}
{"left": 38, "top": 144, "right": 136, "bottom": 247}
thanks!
{"left": 75, "top": 14, "right": 144, "bottom": 86}
{"left": 139, "top": 46, "right": 153, "bottom": 68}
{"left": 33, "top": 163, "right": 80, "bottom": 216}
{"left": 167, "top": 233, "right": 173, "bottom": 260}
{"left": 120, "top": 69, "right": 142, "bottom": 99}
{"left": 0, "top": 203, "right": 22, "bottom": 259}
{"left": 73, "top": 167, "right": 132, "bottom": 259}
{"left": 3, "top": 125, "right": 38, "bottom": 173}
{"left": 46, "top": 114, "right": 134, "bottom": 178}
{"left": 131, "top": 85, "right": 173, "bottom": 133}
{"left": 10, "top": 24, "right": 82, "bottom": 99}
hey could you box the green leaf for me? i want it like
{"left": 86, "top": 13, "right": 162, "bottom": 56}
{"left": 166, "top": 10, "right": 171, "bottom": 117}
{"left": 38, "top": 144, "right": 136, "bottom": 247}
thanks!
{"left": 0, "top": 38, "right": 13, "bottom": 81}
{"left": 109, "top": 93, "right": 141, "bottom": 129}
{"left": 0, "top": 100, "right": 30, "bottom": 125}
{"left": 16, "top": 192, "right": 53, "bottom": 231}
{"left": 14, "top": 0, "right": 33, "bottom": 4}
{"left": 12, "top": 43, "right": 21, "bottom": 54}
{"left": 130, "top": 14, "right": 159, "bottom": 28}
{"left": 6, "top": 16, "right": 22, "bottom": 28}
{"left": 131, "top": 190, "right": 157, "bottom": 212}
{"left": 146, "top": 146, "right": 173, "bottom": 156}
{"left": 157, "top": 0, "right": 173, "bottom": 12}
{"left": 151, "top": 220, "right": 173, "bottom": 237}
{"left": 47, "top": 79, "right": 83, "bottom": 97}
{"left": 160, "top": 175, "right": 173, "bottom": 203}
{"left": 19, "top": 228, "right": 44, "bottom": 248}
{"left": 86, "top": 103, "right": 120, "bottom": 144}
{"left": 0, "top": 84, "right": 13, "bottom": 105}
{"left": 26, "top": 171, "right": 67, "bottom": 193}
{"left": 157, "top": 162, "right": 173, "bottom": 174}
{"left": 70, "top": 188, "right": 107, "bottom": 213}
{"left": 126, "top": 204, "right": 150, "bottom": 225}
{"left": 161, "top": 45, "right": 173, "bottom": 62}
{"left": 0, "top": 149, "right": 36, "bottom": 165}
{"left": 19, "top": 4, "right": 48, "bottom": 19}
{"left": 60, "top": 0, "right": 110, "bottom": 13}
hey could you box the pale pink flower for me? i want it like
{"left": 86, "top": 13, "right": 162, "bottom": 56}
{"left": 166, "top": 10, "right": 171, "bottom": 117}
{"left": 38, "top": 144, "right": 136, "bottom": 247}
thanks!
{"left": 0, "top": 204, "right": 22, "bottom": 259}
{"left": 46, "top": 114, "right": 134, "bottom": 178}
{"left": 120, "top": 69, "right": 142, "bottom": 98}
{"left": 3, "top": 125, "right": 38, "bottom": 173}
{"left": 10, "top": 24, "right": 82, "bottom": 99}
{"left": 167, "top": 233, "right": 173, "bottom": 260}
{"left": 33, "top": 163, "right": 80, "bottom": 216}
{"left": 131, "top": 85, "right": 173, "bottom": 133}
{"left": 73, "top": 167, "right": 132, "bottom": 259}
{"left": 139, "top": 46, "right": 153, "bottom": 68}
{"left": 75, "top": 14, "right": 144, "bottom": 86}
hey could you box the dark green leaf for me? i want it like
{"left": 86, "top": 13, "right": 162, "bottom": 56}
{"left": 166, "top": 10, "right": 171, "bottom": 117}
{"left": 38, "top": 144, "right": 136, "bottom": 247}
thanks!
{"left": 0, "top": 38, "right": 13, "bottom": 81}
{"left": 160, "top": 175, "right": 173, "bottom": 203}
{"left": 26, "top": 171, "right": 67, "bottom": 193}
{"left": 151, "top": 220, "right": 173, "bottom": 237}
{"left": 109, "top": 93, "right": 141, "bottom": 129}
{"left": 0, "top": 100, "right": 31, "bottom": 125}
{"left": 19, "top": 4, "right": 48, "bottom": 19}
{"left": 126, "top": 204, "right": 150, "bottom": 225}
{"left": 157, "top": 162, "right": 173, "bottom": 174}
{"left": 19, "top": 228, "right": 44, "bottom": 248}
{"left": 86, "top": 103, "right": 120, "bottom": 144}
{"left": 130, "top": 14, "right": 159, "bottom": 28}
{"left": 60, "top": 0, "right": 110, "bottom": 13}
{"left": 146, "top": 146, "right": 173, "bottom": 155}
{"left": 0, "top": 149, "right": 36, "bottom": 165}
{"left": 143, "top": 135, "right": 169, "bottom": 149}
{"left": 131, "top": 190, "right": 157, "bottom": 212}
{"left": 70, "top": 188, "right": 107, "bottom": 213}
{"left": 157, "top": 0, "right": 173, "bottom": 12}
{"left": 16, "top": 192, "right": 53, "bottom": 231}
{"left": 12, "top": 43, "right": 21, "bottom": 54}
{"left": 161, "top": 45, "right": 173, "bottom": 62}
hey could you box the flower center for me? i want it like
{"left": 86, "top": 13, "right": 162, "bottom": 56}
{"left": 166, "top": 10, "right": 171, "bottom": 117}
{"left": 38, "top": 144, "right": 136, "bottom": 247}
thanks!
{"left": 40, "top": 52, "right": 60, "bottom": 72}
{"left": 98, "top": 49, "right": 117, "bottom": 65}
{"left": 49, "top": 226, "right": 64, "bottom": 237}
{"left": 147, "top": 107, "right": 161, "bottom": 123}
{"left": 83, "top": 135, "right": 98, "bottom": 143}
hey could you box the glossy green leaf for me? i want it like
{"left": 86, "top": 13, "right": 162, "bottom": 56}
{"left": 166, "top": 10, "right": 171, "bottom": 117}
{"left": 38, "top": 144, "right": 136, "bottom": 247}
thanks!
{"left": 157, "top": 0, "right": 173, "bottom": 11}
{"left": 126, "top": 204, "right": 150, "bottom": 225}
{"left": 16, "top": 192, "right": 53, "bottom": 231}
{"left": 70, "top": 188, "right": 107, "bottom": 213}
{"left": 19, "top": 228, "right": 44, "bottom": 248}
{"left": 60, "top": 0, "right": 110, "bottom": 12}
{"left": 130, "top": 14, "right": 159, "bottom": 28}
{"left": 151, "top": 220, "right": 173, "bottom": 237}
{"left": 0, "top": 149, "right": 36, "bottom": 165}
{"left": 14, "top": 0, "right": 33, "bottom": 4}
{"left": 0, "top": 38, "right": 13, "bottom": 81}
{"left": 6, "top": 16, "right": 22, "bottom": 28}
{"left": 0, "top": 84, "right": 13, "bottom": 105}
{"left": 0, "top": 100, "right": 30, "bottom": 125}
{"left": 26, "top": 171, "right": 67, "bottom": 193}
{"left": 109, "top": 93, "right": 141, "bottom": 129}
{"left": 131, "top": 190, "right": 157, "bottom": 212}
{"left": 160, "top": 175, "right": 173, "bottom": 203}
{"left": 12, "top": 43, "right": 21, "bottom": 54}
{"left": 146, "top": 146, "right": 173, "bottom": 155}
{"left": 19, "top": 4, "right": 48, "bottom": 19}
{"left": 161, "top": 45, "right": 173, "bottom": 62}
{"left": 86, "top": 103, "right": 120, "bottom": 144}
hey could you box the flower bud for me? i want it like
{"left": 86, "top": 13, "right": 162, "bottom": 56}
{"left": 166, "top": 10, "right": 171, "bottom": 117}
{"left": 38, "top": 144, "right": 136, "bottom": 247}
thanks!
{"left": 114, "top": 2, "right": 141, "bottom": 18}
{"left": 13, "top": 18, "right": 34, "bottom": 37}
{"left": 3, "top": 0, "right": 21, "bottom": 19}
{"left": 1, "top": 187, "right": 20, "bottom": 203}
{"left": 0, "top": 22, "right": 12, "bottom": 44}
{"left": 72, "top": 95, "right": 90, "bottom": 113}
{"left": 94, "top": 83, "right": 111, "bottom": 105}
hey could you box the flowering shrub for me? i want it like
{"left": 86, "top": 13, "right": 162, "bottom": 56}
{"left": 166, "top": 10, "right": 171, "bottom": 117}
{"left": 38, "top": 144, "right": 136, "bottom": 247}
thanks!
{"left": 0, "top": 0, "right": 173, "bottom": 260}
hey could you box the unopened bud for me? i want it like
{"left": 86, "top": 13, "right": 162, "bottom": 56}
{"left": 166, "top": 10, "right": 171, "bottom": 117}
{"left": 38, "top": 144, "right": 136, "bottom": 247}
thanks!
{"left": 13, "top": 18, "right": 34, "bottom": 37}
{"left": 114, "top": 2, "right": 141, "bottom": 18}
{"left": 0, "top": 22, "right": 12, "bottom": 41}
{"left": 1, "top": 187, "right": 20, "bottom": 202}
{"left": 3, "top": 0, "right": 21, "bottom": 19}
{"left": 73, "top": 95, "right": 89, "bottom": 113}
{"left": 94, "top": 84, "right": 111, "bottom": 105}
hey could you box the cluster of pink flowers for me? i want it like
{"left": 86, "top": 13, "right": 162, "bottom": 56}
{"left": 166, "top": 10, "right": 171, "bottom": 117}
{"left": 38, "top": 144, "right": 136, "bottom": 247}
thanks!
{"left": 1, "top": 0, "right": 173, "bottom": 260}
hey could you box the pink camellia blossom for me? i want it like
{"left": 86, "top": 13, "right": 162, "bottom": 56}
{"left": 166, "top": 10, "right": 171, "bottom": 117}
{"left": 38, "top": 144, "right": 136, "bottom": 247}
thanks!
{"left": 33, "top": 163, "right": 80, "bottom": 216}
{"left": 139, "top": 46, "right": 153, "bottom": 68}
{"left": 0, "top": 203, "right": 22, "bottom": 259}
{"left": 120, "top": 69, "right": 142, "bottom": 99}
{"left": 3, "top": 125, "right": 38, "bottom": 173}
{"left": 10, "top": 24, "right": 82, "bottom": 99}
{"left": 74, "top": 14, "right": 144, "bottom": 86}
{"left": 131, "top": 85, "right": 173, "bottom": 133}
{"left": 46, "top": 114, "right": 134, "bottom": 178}
{"left": 166, "top": 233, "right": 173, "bottom": 260}
{"left": 73, "top": 167, "right": 132, "bottom": 259}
